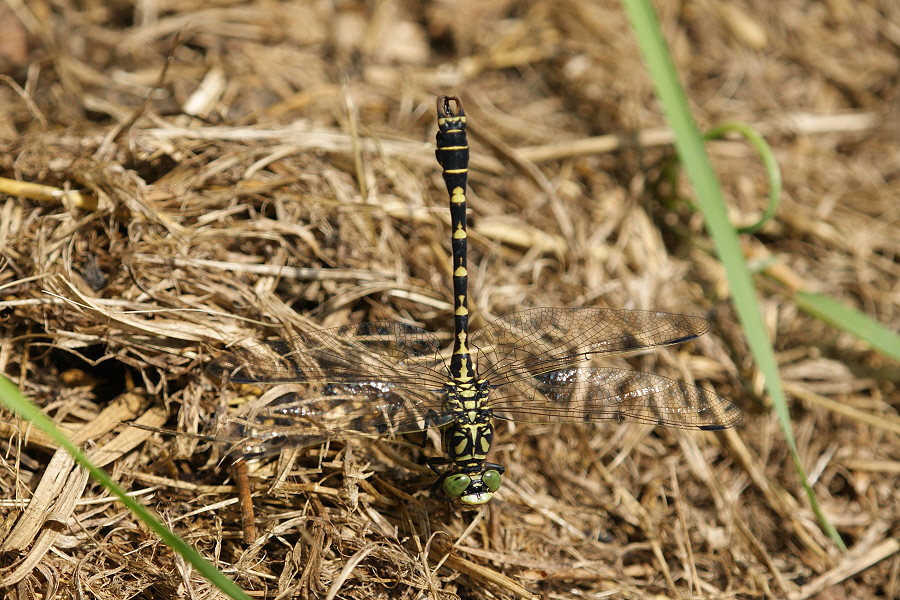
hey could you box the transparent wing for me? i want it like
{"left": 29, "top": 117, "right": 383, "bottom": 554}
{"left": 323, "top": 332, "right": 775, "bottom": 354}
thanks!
{"left": 216, "top": 382, "right": 452, "bottom": 458}
{"left": 490, "top": 367, "right": 743, "bottom": 430}
{"left": 216, "top": 382, "right": 454, "bottom": 458}
{"left": 471, "top": 307, "right": 711, "bottom": 386}
{"left": 207, "top": 322, "right": 454, "bottom": 458}
{"left": 208, "top": 321, "right": 450, "bottom": 388}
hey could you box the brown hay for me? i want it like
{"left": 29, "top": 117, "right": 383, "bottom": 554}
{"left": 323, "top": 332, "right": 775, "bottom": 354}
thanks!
{"left": 1, "top": 1, "right": 897, "bottom": 598}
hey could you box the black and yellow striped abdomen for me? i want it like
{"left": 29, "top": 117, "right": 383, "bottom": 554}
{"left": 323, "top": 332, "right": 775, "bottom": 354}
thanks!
{"left": 435, "top": 96, "right": 475, "bottom": 386}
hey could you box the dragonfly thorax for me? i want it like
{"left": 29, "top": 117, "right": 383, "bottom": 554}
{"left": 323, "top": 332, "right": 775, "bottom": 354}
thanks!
{"left": 444, "top": 378, "right": 490, "bottom": 417}
{"left": 437, "top": 381, "right": 494, "bottom": 486}
{"left": 429, "top": 380, "right": 506, "bottom": 506}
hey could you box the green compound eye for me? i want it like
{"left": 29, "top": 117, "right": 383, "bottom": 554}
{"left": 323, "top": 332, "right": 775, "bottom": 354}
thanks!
{"left": 443, "top": 474, "right": 471, "bottom": 498}
{"left": 482, "top": 470, "right": 502, "bottom": 492}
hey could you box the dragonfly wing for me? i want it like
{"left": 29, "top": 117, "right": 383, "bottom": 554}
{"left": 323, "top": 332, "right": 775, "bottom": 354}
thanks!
{"left": 208, "top": 321, "right": 448, "bottom": 387}
{"left": 471, "top": 307, "right": 711, "bottom": 386}
{"left": 217, "top": 382, "right": 451, "bottom": 458}
{"left": 489, "top": 368, "right": 743, "bottom": 430}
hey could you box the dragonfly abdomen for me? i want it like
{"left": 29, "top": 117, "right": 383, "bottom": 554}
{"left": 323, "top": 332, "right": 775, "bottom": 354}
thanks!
{"left": 436, "top": 96, "right": 477, "bottom": 386}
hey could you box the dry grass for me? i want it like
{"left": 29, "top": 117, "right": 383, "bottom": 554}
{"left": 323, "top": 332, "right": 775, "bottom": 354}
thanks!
{"left": 1, "top": 1, "right": 898, "bottom": 598}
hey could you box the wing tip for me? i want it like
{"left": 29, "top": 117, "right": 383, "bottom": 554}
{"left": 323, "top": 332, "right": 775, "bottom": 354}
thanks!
{"left": 700, "top": 401, "right": 745, "bottom": 430}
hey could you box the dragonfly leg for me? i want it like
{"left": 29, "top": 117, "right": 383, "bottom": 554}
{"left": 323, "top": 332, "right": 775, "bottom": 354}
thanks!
{"left": 426, "top": 455, "right": 451, "bottom": 476}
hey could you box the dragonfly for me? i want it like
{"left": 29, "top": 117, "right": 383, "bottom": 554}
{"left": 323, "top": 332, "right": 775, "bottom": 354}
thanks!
{"left": 207, "top": 96, "right": 743, "bottom": 507}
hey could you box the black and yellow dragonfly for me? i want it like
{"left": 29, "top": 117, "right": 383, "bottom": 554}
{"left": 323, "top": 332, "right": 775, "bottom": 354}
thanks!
{"left": 207, "top": 96, "right": 743, "bottom": 506}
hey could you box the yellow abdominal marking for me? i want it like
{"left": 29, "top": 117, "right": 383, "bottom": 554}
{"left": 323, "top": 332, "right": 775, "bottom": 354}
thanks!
{"left": 437, "top": 116, "right": 465, "bottom": 127}
{"left": 450, "top": 187, "right": 466, "bottom": 203}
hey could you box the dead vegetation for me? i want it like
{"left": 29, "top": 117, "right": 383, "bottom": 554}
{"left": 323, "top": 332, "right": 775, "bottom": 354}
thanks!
{"left": 0, "top": 1, "right": 897, "bottom": 598}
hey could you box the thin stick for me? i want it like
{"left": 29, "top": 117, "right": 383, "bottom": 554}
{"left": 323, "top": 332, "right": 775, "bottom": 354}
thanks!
{"left": 232, "top": 460, "right": 257, "bottom": 543}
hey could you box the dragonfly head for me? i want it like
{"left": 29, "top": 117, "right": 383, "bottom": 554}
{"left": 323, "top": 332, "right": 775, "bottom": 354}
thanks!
{"left": 441, "top": 468, "right": 503, "bottom": 506}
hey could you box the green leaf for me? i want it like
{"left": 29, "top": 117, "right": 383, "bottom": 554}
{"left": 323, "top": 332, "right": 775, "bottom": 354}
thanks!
{"left": 795, "top": 291, "right": 900, "bottom": 360}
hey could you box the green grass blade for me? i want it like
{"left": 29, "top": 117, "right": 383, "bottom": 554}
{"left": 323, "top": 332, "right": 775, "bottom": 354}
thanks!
{"left": 0, "top": 374, "right": 253, "bottom": 599}
{"left": 622, "top": 0, "right": 846, "bottom": 549}
{"left": 795, "top": 291, "right": 900, "bottom": 360}
{"left": 704, "top": 122, "right": 782, "bottom": 233}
